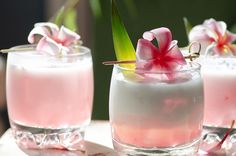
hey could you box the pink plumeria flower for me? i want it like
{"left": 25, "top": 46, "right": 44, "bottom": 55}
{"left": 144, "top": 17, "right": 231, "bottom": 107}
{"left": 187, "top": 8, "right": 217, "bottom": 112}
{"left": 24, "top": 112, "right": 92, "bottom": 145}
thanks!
{"left": 189, "top": 18, "right": 236, "bottom": 56}
{"left": 28, "top": 22, "right": 81, "bottom": 56}
{"left": 136, "top": 27, "right": 186, "bottom": 73}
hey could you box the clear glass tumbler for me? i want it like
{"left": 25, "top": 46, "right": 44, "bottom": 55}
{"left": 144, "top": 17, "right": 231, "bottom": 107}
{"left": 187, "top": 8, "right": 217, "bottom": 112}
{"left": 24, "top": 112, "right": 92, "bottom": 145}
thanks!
{"left": 199, "top": 56, "right": 236, "bottom": 148}
{"left": 109, "top": 63, "right": 204, "bottom": 155}
{"left": 6, "top": 45, "right": 94, "bottom": 150}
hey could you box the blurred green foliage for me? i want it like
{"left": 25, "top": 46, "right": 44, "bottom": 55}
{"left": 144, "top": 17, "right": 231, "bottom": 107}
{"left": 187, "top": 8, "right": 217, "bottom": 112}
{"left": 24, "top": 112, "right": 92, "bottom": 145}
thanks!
{"left": 183, "top": 17, "right": 192, "bottom": 42}
{"left": 89, "top": 0, "right": 103, "bottom": 19}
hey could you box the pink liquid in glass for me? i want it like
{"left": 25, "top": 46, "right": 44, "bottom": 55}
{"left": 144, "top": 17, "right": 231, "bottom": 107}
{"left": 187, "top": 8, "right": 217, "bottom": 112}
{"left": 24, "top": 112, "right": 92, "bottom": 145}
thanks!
{"left": 111, "top": 118, "right": 202, "bottom": 148}
{"left": 202, "top": 58, "right": 236, "bottom": 127}
{"left": 6, "top": 45, "right": 93, "bottom": 149}
{"left": 7, "top": 64, "right": 93, "bottom": 128}
{"left": 7, "top": 48, "right": 93, "bottom": 129}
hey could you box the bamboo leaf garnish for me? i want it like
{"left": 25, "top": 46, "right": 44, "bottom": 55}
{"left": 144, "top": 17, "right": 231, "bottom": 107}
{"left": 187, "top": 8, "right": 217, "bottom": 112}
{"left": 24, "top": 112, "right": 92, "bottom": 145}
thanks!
{"left": 50, "top": 0, "right": 80, "bottom": 33}
{"left": 183, "top": 17, "right": 192, "bottom": 41}
{"left": 63, "top": 8, "right": 78, "bottom": 32}
{"left": 112, "top": 0, "right": 136, "bottom": 69}
{"left": 53, "top": 6, "right": 65, "bottom": 27}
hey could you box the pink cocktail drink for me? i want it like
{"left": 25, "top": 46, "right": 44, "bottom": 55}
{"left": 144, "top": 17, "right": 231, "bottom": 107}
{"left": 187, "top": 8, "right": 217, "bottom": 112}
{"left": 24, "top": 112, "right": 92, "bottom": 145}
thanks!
{"left": 109, "top": 63, "right": 204, "bottom": 154}
{"left": 188, "top": 18, "right": 236, "bottom": 150}
{"left": 6, "top": 45, "right": 93, "bottom": 149}
{"left": 7, "top": 57, "right": 93, "bottom": 128}
{"left": 197, "top": 57, "right": 236, "bottom": 150}
{"left": 201, "top": 58, "right": 236, "bottom": 127}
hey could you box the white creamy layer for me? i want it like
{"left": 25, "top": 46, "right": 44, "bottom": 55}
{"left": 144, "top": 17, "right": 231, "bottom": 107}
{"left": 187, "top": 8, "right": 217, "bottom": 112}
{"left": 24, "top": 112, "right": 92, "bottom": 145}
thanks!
{"left": 9, "top": 61, "right": 93, "bottom": 75}
{"left": 7, "top": 51, "right": 93, "bottom": 74}
{"left": 198, "top": 57, "right": 236, "bottom": 73}
{"left": 199, "top": 57, "right": 236, "bottom": 83}
{"left": 109, "top": 73, "right": 204, "bottom": 124}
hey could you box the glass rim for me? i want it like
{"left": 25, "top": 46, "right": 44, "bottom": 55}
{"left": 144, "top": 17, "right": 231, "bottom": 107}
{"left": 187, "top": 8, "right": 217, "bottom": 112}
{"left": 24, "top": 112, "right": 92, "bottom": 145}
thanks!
{"left": 9, "top": 44, "right": 91, "bottom": 58}
{"left": 114, "top": 62, "right": 201, "bottom": 74}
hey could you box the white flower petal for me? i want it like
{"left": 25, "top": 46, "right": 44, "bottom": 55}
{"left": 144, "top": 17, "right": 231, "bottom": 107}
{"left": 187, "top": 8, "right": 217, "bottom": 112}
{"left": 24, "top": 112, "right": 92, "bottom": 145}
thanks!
{"left": 28, "top": 26, "right": 51, "bottom": 43}
{"left": 36, "top": 37, "right": 61, "bottom": 55}
{"left": 136, "top": 39, "right": 158, "bottom": 61}
{"left": 35, "top": 22, "right": 59, "bottom": 37}
{"left": 203, "top": 18, "right": 227, "bottom": 37}
{"left": 189, "top": 25, "right": 217, "bottom": 43}
{"left": 58, "top": 26, "right": 80, "bottom": 46}
{"left": 148, "top": 27, "right": 172, "bottom": 52}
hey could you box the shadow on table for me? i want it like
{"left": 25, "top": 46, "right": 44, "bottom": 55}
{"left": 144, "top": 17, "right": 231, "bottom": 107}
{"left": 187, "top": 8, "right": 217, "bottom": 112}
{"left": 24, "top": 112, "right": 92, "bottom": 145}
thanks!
{"left": 19, "top": 141, "right": 117, "bottom": 156}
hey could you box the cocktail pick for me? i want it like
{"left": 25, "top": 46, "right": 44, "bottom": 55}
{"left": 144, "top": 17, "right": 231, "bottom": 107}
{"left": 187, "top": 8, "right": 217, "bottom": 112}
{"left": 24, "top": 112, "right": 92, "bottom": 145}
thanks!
{"left": 185, "top": 41, "right": 201, "bottom": 61}
{"left": 103, "top": 41, "right": 200, "bottom": 66}
{"left": 0, "top": 47, "right": 34, "bottom": 53}
{"left": 103, "top": 60, "right": 136, "bottom": 65}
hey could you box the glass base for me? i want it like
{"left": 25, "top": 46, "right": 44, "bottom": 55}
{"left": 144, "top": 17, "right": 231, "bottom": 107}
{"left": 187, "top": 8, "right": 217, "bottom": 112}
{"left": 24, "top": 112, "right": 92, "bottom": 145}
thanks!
{"left": 112, "top": 138, "right": 201, "bottom": 156}
{"left": 201, "top": 125, "right": 236, "bottom": 151}
{"left": 10, "top": 120, "right": 87, "bottom": 150}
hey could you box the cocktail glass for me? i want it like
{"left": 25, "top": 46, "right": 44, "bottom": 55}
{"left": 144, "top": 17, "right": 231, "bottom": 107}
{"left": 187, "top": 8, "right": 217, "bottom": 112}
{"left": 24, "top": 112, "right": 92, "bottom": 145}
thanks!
{"left": 6, "top": 45, "right": 94, "bottom": 150}
{"left": 109, "top": 62, "right": 204, "bottom": 155}
{"left": 200, "top": 56, "right": 236, "bottom": 148}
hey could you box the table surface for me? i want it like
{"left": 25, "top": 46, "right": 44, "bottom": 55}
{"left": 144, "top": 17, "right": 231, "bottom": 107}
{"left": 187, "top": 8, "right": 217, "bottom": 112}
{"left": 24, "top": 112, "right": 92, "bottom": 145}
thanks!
{"left": 0, "top": 120, "right": 116, "bottom": 156}
{"left": 1, "top": 121, "right": 236, "bottom": 156}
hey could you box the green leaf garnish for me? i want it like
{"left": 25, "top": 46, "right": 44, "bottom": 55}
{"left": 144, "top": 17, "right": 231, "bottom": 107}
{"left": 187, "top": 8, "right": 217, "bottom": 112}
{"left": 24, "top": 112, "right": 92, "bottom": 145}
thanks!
{"left": 183, "top": 17, "right": 192, "bottom": 41}
{"left": 50, "top": 0, "right": 80, "bottom": 33}
{"left": 63, "top": 8, "right": 78, "bottom": 32}
{"left": 112, "top": 0, "right": 136, "bottom": 68}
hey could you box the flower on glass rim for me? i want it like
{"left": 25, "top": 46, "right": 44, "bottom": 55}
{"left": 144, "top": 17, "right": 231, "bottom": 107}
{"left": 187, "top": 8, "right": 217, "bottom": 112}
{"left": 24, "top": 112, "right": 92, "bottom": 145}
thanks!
{"left": 28, "top": 22, "right": 81, "bottom": 55}
{"left": 136, "top": 27, "right": 186, "bottom": 72}
{"left": 189, "top": 18, "right": 236, "bottom": 55}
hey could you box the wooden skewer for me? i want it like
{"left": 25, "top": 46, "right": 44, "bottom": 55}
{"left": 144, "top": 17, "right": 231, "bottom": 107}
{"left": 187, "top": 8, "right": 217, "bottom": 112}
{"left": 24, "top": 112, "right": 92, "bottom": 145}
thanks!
{"left": 0, "top": 42, "right": 82, "bottom": 54}
{"left": 184, "top": 53, "right": 199, "bottom": 60}
{"left": 188, "top": 41, "right": 201, "bottom": 61}
{"left": 102, "top": 60, "right": 136, "bottom": 65}
{"left": 0, "top": 47, "right": 34, "bottom": 53}
{"left": 103, "top": 55, "right": 199, "bottom": 66}
{"left": 103, "top": 51, "right": 200, "bottom": 66}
